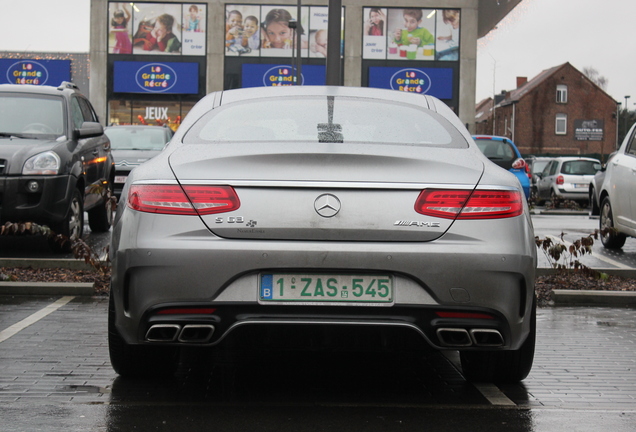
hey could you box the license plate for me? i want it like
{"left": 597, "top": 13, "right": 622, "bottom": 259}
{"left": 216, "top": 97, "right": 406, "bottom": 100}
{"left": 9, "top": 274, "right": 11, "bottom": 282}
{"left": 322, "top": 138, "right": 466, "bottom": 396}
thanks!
{"left": 115, "top": 175, "right": 127, "bottom": 184}
{"left": 260, "top": 273, "right": 393, "bottom": 303}
{"left": 573, "top": 183, "right": 587, "bottom": 188}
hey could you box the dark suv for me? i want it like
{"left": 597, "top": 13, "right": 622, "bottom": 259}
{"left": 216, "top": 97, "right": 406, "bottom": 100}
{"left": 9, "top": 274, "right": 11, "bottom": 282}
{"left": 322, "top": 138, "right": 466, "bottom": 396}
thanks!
{"left": 0, "top": 82, "right": 114, "bottom": 248}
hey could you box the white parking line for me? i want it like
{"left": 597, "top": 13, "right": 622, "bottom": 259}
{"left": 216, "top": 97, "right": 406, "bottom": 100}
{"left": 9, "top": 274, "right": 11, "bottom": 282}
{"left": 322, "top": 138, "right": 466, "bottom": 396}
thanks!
{"left": 546, "top": 235, "right": 632, "bottom": 269}
{"left": 0, "top": 296, "right": 75, "bottom": 343}
{"left": 473, "top": 383, "right": 516, "bottom": 406}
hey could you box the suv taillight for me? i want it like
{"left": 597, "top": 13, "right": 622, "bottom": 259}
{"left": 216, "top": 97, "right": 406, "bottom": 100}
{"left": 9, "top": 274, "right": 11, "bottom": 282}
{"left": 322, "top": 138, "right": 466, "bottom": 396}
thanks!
{"left": 556, "top": 175, "right": 564, "bottom": 185}
{"left": 415, "top": 189, "right": 523, "bottom": 220}
{"left": 128, "top": 185, "right": 240, "bottom": 215}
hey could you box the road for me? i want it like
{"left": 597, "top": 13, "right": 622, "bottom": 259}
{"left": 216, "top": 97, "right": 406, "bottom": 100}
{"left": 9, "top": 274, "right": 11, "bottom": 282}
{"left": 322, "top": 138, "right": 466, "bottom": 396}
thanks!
{"left": 1, "top": 210, "right": 636, "bottom": 431}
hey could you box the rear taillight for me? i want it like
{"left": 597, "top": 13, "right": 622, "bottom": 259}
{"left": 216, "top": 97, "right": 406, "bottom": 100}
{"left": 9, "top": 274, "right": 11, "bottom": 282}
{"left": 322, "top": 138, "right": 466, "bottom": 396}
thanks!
{"left": 556, "top": 175, "right": 564, "bottom": 185}
{"left": 127, "top": 184, "right": 240, "bottom": 215}
{"left": 415, "top": 189, "right": 523, "bottom": 219}
{"left": 512, "top": 158, "right": 526, "bottom": 170}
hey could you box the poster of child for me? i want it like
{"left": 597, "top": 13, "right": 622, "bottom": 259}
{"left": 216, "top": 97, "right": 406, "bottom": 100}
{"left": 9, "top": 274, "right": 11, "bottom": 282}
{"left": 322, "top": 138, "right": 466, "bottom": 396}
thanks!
{"left": 132, "top": 3, "right": 182, "bottom": 55}
{"left": 308, "top": 6, "right": 329, "bottom": 58}
{"left": 224, "top": 5, "right": 259, "bottom": 56}
{"left": 260, "top": 6, "right": 308, "bottom": 58}
{"left": 182, "top": 4, "right": 207, "bottom": 55}
{"left": 108, "top": 2, "right": 132, "bottom": 54}
{"left": 387, "top": 8, "right": 435, "bottom": 60}
{"left": 362, "top": 7, "right": 387, "bottom": 59}
{"left": 183, "top": 4, "right": 202, "bottom": 32}
{"left": 436, "top": 9, "right": 460, "bottom": 61}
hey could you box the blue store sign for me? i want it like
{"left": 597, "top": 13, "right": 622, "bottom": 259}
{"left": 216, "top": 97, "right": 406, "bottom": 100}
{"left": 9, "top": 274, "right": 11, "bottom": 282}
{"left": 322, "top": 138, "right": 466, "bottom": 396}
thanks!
{"left": 113, "top": 61, "right": 199, "bottom": 94}
{"left": 368, "top": 67, "right": 454, "bottom": 99}
{"left": 242, "top": 64, "right": 326, "bottom": 88}
{"left": 0, "top": 59, "right": 71, "bottom": 86}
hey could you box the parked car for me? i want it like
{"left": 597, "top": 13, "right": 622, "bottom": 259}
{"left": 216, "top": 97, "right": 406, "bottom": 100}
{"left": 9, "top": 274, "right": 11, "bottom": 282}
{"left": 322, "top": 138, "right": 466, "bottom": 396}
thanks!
{"left": 535, "top": 157, "right": 601, "bottom": 206}
{"left": 0, "top": 82, "right": 114, "bottom": 250}
{"left": 598, "top": 123, "right": 636, "bottom": 249}
{"left": 525, "top": 156, "right": 553, "bottom": 199}
{"left": 109, "top": 86, "right": 537, "bottom": 383}
{"left": 104, "top": 125, "right": 173, "bottom": 198}
{"left": 472, "top": 135, "right": 531, "bottom": 199}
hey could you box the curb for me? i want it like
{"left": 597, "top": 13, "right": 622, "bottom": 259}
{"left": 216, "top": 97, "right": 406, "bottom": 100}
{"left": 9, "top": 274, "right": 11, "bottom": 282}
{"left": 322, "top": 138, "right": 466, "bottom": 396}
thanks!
{"left": 0, "top": 282, "right": 95, "bottom": 296}
{"left": 551, "top": 289, "right": 636, "bottom": 306}
{"left": 0, "top": 258, "right": 95, "bottom": 270}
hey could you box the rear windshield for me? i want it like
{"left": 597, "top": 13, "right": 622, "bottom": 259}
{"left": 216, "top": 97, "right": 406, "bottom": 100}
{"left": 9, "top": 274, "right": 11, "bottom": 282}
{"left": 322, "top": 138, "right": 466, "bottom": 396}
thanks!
{"left": 474, "top": 138, "right": 518, "bottom": 162}
{"left": 105, "top": 127, "right": 170, "bottom": 150}
{"left": 183, "top": 96, "right": 468, "bottom": 148}
{"left": 560, "top": 160, "right": 600, "bottom": 175}
{"left": 0, "top": 93, "right": 65, "bottom": 138}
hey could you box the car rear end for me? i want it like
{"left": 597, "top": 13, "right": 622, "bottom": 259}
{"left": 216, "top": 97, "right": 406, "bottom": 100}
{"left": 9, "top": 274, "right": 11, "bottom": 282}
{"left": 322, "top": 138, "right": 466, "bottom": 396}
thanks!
{"left": 109, "top": 87, "right": 537, "bottom": 381}
{"left": 556, "top": 158, "right": 601, "bottom": 201}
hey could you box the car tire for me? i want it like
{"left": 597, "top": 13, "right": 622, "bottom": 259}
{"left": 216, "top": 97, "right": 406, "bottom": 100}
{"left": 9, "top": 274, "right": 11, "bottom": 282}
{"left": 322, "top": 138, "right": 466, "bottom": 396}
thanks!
{"left": 48, "top": 188, "right": 84, "bottom": 253}
{"left": 88, "top": 183, "right": 114, "bottom": 232}
{"left": 600, "top": 197, "right": 627, "bottom": 249}
{"left": 108, "top": 292, "right": 180, "bottom": 379}
{"left": 459, "top": 296, "right": 536, "bottom": 384}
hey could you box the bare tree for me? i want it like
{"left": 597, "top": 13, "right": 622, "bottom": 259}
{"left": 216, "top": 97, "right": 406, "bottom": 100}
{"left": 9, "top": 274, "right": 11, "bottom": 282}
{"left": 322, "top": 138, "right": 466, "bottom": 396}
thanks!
{"left": 582, "top": 66, "right": 608, "bottom": 90}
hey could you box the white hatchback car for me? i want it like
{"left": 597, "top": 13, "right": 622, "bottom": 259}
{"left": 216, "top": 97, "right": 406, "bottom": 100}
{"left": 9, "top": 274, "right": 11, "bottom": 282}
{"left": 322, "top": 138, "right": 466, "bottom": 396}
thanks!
{"left": 599, "top": 123, "right": 636, "bottom": 249}
{"left": 535, "top": 157, "right": 601, "bottom": 205}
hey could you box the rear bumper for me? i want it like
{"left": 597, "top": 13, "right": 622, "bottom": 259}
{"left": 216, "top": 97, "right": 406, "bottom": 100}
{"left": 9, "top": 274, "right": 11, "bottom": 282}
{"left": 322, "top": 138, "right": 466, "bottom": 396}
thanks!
{"left": 110, "top": 210, "right": 537, "bottom": 352}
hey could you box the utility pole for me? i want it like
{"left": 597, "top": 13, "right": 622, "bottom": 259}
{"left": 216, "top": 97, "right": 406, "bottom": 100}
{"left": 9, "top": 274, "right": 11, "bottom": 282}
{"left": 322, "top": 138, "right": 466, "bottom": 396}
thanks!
{"left": 625, "top": 95, "right": 631, "bottom": 138}
{"left": 325, "top": 0, "right": 342, "bottom": 85}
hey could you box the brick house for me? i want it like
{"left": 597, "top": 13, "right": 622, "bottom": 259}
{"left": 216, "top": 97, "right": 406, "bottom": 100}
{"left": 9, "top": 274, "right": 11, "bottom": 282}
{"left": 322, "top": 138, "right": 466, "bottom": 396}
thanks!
{"left": 475, "top": 63, "right": 618, "bottom": 160}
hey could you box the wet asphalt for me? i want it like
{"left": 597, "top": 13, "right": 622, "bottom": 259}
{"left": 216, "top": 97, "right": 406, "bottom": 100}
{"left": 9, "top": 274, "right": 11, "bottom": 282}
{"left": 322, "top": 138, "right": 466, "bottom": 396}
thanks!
{"left": 1, "top": 209, "right": 636, "bottom": 431}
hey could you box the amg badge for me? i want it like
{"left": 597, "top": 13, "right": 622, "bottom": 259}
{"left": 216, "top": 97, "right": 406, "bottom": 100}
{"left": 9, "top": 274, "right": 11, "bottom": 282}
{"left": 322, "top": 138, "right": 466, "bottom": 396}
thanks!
{"left": 394, "top": 220, "right": 441, "bottom": 227}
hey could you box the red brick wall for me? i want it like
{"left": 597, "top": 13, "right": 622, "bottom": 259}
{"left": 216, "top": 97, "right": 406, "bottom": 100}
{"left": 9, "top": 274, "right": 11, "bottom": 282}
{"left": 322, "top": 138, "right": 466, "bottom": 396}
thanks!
{"left": 482, "top": 64, "right": 617, "bottom": 159}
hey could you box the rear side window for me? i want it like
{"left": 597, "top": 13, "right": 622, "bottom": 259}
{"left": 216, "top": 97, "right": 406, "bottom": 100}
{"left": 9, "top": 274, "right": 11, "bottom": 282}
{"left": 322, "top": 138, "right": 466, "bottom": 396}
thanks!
{"left": 184, "top": 96, "right": 468, "bottom": 148}
{"left": 560, "top": 160, "right": 599, "bottom": 175}
{"left": 475, "top": 139, "right": 516, "bottom": 162}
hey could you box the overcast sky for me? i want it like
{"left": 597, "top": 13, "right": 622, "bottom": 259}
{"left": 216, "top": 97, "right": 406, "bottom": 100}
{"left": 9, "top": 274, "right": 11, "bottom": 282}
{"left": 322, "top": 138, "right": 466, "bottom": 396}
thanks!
{"left": 0, "top": 0, "right": 633, "bottom": 107}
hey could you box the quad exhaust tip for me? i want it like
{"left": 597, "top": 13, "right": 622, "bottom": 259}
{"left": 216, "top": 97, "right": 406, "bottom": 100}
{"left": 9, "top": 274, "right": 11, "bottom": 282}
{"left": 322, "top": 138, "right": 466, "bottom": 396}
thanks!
{"left": 145, "top": 324, "right": 215, "bottom": 343}
{"left": 436, "top": 328, "right": 504, "bottom": 347}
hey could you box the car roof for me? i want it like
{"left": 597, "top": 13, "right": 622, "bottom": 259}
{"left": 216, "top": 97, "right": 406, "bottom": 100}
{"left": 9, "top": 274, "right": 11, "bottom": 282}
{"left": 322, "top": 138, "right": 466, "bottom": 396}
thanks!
{"left": 0, "top": 82, "right": 82, "bottom": 98}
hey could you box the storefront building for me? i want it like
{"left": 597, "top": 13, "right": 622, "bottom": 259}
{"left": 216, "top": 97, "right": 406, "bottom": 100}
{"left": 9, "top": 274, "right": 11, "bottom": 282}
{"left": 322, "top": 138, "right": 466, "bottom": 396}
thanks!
{"left": 88, "top": 0, "right": 520, "bottom": 131}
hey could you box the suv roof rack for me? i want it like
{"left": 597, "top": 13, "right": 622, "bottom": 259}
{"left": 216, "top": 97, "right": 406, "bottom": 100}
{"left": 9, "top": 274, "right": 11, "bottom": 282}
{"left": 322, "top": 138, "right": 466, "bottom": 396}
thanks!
{"left": 57, "top": 81, "right": 79, "bottom": 91}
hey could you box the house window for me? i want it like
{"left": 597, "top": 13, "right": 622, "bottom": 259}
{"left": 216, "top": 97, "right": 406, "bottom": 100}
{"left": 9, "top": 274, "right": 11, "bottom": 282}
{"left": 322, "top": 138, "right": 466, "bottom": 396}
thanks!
{"left": 555, "top": 113, "right": 567, "bottom": 135}
{"left": 556, "top": 84, "right": 568, "bottom": 103}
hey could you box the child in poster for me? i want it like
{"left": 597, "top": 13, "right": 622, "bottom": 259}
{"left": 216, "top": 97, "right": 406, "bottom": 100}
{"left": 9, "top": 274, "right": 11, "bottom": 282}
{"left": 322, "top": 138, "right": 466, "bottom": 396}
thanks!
{"left": 110, "top": 5, "right": 132, "bottom": 54}
{"left": 184, "top": 5, "right": 201, "bottom": 32}
{"left": 392, "top": 9, "right": 434, "bottom": 47}
{"left": 140, "top": 14, "right": 182, "bottom": 53}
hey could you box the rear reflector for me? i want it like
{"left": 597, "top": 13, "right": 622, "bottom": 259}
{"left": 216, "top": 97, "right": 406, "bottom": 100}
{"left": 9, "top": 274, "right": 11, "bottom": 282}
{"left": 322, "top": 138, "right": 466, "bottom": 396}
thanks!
{"left": 128, "top": 185, "right": 240, "bottom": 215}
{"left": 435, "top": 311, "right": 495, "bottom": 320}
{"left": 157, "top": 308, "right": 217, "bottom": 315}
{"left": 415, "top": 189, "right": 523, "bottom": 219}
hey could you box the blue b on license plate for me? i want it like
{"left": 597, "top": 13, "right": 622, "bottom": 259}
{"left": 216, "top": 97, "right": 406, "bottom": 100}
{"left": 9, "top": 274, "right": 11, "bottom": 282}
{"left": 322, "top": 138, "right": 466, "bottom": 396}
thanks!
{"left": 260, "top": 274, "right": 393, "bottom": 303}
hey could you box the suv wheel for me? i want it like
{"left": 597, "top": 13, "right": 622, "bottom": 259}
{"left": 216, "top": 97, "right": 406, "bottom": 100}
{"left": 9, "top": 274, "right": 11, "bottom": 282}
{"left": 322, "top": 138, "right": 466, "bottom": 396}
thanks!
{"left": 600, "top": 197, "right": 627, "bottom": 249}
{"left": 460, "top": 296, "right": 536, "bottom": 384}
{"left": 88, "top": 182, "right": 114, "bottom": 232}
{"left": 49, "top": 188, "right": 83, "bottom": 253}
{"left": 108, "top": 291, "right": 180, "bottom": 378}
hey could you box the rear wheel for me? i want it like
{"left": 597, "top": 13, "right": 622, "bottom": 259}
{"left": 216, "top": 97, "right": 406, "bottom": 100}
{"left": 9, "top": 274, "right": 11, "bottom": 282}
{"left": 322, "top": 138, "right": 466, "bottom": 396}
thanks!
{"left": 600, "top": 197, "right": 627, "bottom": 249}
{"left": 108, "top": 292, "right": 180, "bottom": 378}
{"left": 460, "top": 297, "right": 536, "bottom": 384}
{"left": 48, "top": 188, "right": 83, "bottom": 253}
{"left": 88, "top": 182, "right": 114, "bottom": 232}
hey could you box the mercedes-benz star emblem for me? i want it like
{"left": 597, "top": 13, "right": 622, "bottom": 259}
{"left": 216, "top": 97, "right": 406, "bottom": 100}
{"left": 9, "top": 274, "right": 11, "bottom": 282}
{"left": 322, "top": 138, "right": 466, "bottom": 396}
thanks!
{"left": 314, "top": 194, "right": 341, "bottom": 218}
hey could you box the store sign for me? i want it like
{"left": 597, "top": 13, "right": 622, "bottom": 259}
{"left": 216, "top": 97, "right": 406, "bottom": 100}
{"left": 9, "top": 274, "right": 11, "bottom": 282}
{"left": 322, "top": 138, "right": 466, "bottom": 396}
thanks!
{"left": 0, "top": 59, "right": 71, "bottom": 86}
{"left": 113, "top": 61, "right": 198, "bottom": 94}
{"left": 241, "top": 64, "right": 326, "bottom": 87}
{"left": 574, "top": 119, "right": 604, "bottom": 141}
{"left": 368, "top": 67, "right": 453, "bottom": 99}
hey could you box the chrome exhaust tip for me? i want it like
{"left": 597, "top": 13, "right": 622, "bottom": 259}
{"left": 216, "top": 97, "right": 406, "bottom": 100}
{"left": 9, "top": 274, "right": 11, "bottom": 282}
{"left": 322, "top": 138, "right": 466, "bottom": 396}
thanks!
{"left": 470, "top": 329, "right": 504, "bottom": 347}
{"left": 146, "top": 324, "right": 181, "bottom": 342}
{"left": 178, "top": 324, "right": 215, "bottom": 343}
{"left": 436, "top": 328, "right": 473, "bottom": 347}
